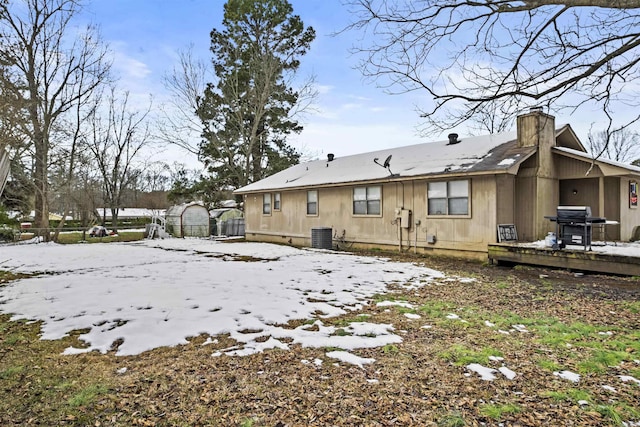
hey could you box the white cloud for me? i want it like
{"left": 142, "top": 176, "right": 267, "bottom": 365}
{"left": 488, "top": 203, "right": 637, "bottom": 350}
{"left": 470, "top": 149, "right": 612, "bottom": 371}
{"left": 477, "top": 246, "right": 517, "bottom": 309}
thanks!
{"left": 113, "top": 50, "right": 152, "bottom": 80}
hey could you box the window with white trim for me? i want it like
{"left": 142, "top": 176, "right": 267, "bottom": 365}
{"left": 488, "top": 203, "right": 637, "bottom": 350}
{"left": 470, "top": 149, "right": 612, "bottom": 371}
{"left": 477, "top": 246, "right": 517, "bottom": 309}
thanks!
{"left": 427, "top": 180, "right": 469, "bottom": 215}
{"left": 353, "top": 186, "right": 381, "bottom": 215}
{"left": 273, "top": 192, "right": 281, "bottom": 211}
{"left": 262, "top": 193, "right": 271, "bottom": 215}
{"left": 307, "top": 190, "right": 318, "bottom": 215}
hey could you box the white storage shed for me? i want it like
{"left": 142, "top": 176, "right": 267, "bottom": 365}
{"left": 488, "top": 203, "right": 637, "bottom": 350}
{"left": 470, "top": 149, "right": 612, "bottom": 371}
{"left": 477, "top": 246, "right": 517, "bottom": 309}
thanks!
{"left": 165, "top": 202, "right": 210, "bottom": 238}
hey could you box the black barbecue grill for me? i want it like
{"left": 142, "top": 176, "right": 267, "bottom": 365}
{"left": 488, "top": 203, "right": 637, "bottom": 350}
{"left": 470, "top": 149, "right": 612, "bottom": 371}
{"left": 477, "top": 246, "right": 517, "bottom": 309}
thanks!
{"left": 545, "top": 206, "right": 606, "bottom": 251}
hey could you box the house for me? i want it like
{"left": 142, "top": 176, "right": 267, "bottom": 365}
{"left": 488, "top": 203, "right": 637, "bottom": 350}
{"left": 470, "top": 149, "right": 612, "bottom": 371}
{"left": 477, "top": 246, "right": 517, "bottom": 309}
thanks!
{"left": 234, "top": 109, "right": 640, "bottom": 260}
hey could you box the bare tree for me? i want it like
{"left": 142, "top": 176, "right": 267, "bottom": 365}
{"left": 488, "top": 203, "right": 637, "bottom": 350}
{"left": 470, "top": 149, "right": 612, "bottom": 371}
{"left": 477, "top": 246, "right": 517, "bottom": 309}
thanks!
{"left": 345, "top": 1, "right": 640, "bottom": 135}
{"left": 85, "top": 88, "right": 152, "bottom": 232}
{"left": 156, "top": 45, "right": 209, "bottom": 157}
{"left": 587, "top": 127, "right": 640, "bottom": 163}
{"left": 0, "top": 0, "right": 111, "bottom": 237}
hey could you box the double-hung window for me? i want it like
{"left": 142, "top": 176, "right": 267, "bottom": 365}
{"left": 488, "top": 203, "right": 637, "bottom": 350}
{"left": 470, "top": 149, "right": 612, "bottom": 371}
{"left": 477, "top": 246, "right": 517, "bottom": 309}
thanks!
{"left": 307, "top": 190, "right": 318, "bottom": 215}
{"left": 273, "top": 193, "right": 281, "bottom": 211}
{"left": 262, "top": 193, "right": 271, "bottom": 215}
{"left": 353, "top": 186, "right": 381, "bottom": 215}
{"left": 427, "top": 180, "right": 469, "bottom": 216}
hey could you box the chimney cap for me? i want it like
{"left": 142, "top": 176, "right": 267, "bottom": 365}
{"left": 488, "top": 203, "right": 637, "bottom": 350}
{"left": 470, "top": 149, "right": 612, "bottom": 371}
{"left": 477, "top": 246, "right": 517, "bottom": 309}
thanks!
{"left": 447, "top": 133, "right": 460, "bottom": 145}
{"left": 327, "top": 153, "right": 335, "bottom": 161}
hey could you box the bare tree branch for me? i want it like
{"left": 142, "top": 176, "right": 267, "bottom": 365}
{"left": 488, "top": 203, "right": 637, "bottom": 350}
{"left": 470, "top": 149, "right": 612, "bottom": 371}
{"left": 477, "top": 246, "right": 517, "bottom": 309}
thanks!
{"left": 345, "top": 0, "right": 640, "bottom": 133}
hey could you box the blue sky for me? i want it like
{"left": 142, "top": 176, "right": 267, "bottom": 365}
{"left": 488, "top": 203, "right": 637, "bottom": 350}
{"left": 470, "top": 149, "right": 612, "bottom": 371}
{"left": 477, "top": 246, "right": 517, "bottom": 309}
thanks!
{"left": 77, "top": 0, "right": 621, "bottom": 169}
{"left": 76, "top": 0, "right": 439, "bottom": 167}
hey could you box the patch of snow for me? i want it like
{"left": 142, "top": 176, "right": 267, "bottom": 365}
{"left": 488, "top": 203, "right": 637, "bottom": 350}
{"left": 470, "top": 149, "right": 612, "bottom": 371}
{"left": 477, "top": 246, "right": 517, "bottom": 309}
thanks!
{"left": 116, "top": 367, "right": 128, "bottom": 375}
{"left": 326, "top": 350, "right": 375, "bottom": 368}
{"left": 619, "top": 375, "right": 640, "bottom": 385}
{"left": 598, "top": 331, "right": 614, "bottom": 336}
{"left": 485, "top": 320, "right": 495, "bottom": 327}
{"left": 446, "top": 313, "right": 460, "bottom": 320}
{"left": 602, "top": 385, "right": 617, "bottom": 393}
{"left": 498, "top": 330, "right": 510, "bottom": 335}
{"left": 499, "top": 366, "right": 517, "bottom": 380}
{"left": 512, "top": 324, "right": 529, "bottom": 333}
{"left": 466, "top": 363, "right": 497, "bottom": 381}
{"left": 366, "top": 379, "right": 379, "bottom": 384}
{"left": 404, "top": 313, "right": 421, "bottom": 319}
{"left": 421, "top": 325, "right": 433, "bottom": 329}
{"left": 497, "top": 158, "right": 517, "bottom": 166}
{"left": 489, "top": 356, "right": 504, "bottom": 362}
{"left": 578, "top": 400, "right": 589, "bottom": 406}
{"left": 376, "top": 300, "right": 414, "bottom": 308}
{"left": 346, "top": 322, "right": 396, "bottom": 337}
{"left": 554, "top": 370, "right": 580, "bottom": 383}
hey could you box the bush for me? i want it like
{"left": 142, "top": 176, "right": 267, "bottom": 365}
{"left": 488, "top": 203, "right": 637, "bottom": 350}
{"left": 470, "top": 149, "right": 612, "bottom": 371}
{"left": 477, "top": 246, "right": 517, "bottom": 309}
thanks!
{"left": 0, "top": 227, "right": 17, "bottom": 242}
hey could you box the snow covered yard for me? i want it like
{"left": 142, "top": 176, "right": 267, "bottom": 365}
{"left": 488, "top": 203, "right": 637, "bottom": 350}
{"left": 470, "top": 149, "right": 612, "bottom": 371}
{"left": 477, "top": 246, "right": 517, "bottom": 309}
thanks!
{"left": 0, "top": 239, "right": 444, "bottom": 357}
{"left": 1, "top": 239, "right": 639, "bottom": 426}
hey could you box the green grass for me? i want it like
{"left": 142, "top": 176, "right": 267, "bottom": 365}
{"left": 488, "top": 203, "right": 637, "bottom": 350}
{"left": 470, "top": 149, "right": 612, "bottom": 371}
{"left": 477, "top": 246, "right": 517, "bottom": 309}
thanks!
{"left": 622, "top": 301, "right": 640, "bottom": 314}
{"left": 334, "top": 314, "right": 372, "bottom": 327}
{"left": 479, "top": 403, "right": 521, "bottom": 420}
{"left": 418, "top": 301, "right": 457, "bottom": 318}
{"left": 67, "top": 384, "right": 109, "bottom": 407}
{"left": 438, "top": 344, "right": 503, "bottom": 366}
{"left": 495, "top": 280, "right": 510, "bottom": 289}
{"left": 0, "top": 365, "right": 24, "bottom": 379}
{"left": 437, "top": 412, "right": 466, "bottom": 427}
{"left": 595, "top": 402, "right": 640, "bottom": 425}
{"left": 577, "top": 350, "right": 632, "bottom": 374}
{"left": 537, "top": 358, "right": 563, "bottom": 372}
{"left": 382, "top": 344, "right": 399, "bottom": 354}
{"left": 5, "top": 334, "right": 27, "bottom": 345}
{"left": 542, "top": 388, "right": 592, "bottom": 403}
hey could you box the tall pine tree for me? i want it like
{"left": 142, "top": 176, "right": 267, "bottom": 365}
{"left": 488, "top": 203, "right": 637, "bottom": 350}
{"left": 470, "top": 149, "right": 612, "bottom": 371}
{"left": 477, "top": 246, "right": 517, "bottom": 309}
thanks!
{"left": 198, "top": 0, "right": 315, "bottom": 192}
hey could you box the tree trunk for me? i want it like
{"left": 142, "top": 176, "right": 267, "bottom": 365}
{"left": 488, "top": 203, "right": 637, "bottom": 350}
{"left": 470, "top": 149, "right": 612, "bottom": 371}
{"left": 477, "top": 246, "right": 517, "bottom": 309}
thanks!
{"left": 33, "top": 127, "right": 50, "bottom": 241}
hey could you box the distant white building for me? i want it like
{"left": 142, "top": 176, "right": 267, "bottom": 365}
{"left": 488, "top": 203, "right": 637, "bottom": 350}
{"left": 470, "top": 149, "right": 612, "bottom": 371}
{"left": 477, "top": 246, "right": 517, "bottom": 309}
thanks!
{"left": 96, "top": 208, "right": 166, "bottom": 220}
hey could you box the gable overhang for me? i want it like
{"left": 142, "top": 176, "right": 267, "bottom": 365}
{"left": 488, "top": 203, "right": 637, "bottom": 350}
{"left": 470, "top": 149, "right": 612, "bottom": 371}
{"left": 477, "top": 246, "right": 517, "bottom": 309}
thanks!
{"left": 552, "top": 146, "right": 640, "bottom": 178}
{"left": 555, "top": 124, "right": 586, "bottom": 151}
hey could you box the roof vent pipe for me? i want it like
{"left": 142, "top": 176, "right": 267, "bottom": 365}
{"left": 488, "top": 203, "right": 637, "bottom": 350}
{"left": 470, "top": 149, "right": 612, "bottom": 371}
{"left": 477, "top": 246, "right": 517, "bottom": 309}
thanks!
{"left": 327, "top": 153, "right": 335, "bottom": 162}
{"left": 447, "top": 133, "right": 460, "bottom": 145}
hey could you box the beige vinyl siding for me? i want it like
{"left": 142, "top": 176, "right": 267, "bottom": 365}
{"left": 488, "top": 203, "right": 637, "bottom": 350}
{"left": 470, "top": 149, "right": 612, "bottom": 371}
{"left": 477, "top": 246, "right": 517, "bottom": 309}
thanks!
{"left": 243, "top": 175, "right": 500, "bottom": 255}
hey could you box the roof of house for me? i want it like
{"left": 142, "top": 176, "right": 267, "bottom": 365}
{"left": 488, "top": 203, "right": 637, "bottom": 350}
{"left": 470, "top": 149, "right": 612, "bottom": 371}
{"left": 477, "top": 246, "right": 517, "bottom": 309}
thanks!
{"left": 236, "top": 128, "right": 545, "bottom": 193}
{"left": 235, "top": 123, "right": 640, "bottom": 194}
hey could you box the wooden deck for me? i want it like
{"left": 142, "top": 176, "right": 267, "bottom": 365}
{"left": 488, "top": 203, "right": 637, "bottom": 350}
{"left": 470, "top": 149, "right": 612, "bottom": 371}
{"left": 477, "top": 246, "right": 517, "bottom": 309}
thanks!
{"left": 488, "top": 243, "right": 640, "bottom": 276}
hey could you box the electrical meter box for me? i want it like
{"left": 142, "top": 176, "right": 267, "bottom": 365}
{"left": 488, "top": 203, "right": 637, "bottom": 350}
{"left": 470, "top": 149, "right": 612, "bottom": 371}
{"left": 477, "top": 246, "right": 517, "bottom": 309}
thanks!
{"left": 400, "top": 209, "right": 411, "bottom": 229}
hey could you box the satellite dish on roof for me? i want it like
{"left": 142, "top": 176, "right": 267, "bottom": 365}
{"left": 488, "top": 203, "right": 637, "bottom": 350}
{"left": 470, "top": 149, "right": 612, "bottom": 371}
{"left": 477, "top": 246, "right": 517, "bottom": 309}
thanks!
{"left": 373, "top": 154, "right": 396, "bottom": 177}
{"left": 383, "top": 155, "right": 392, "bottom": 168}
